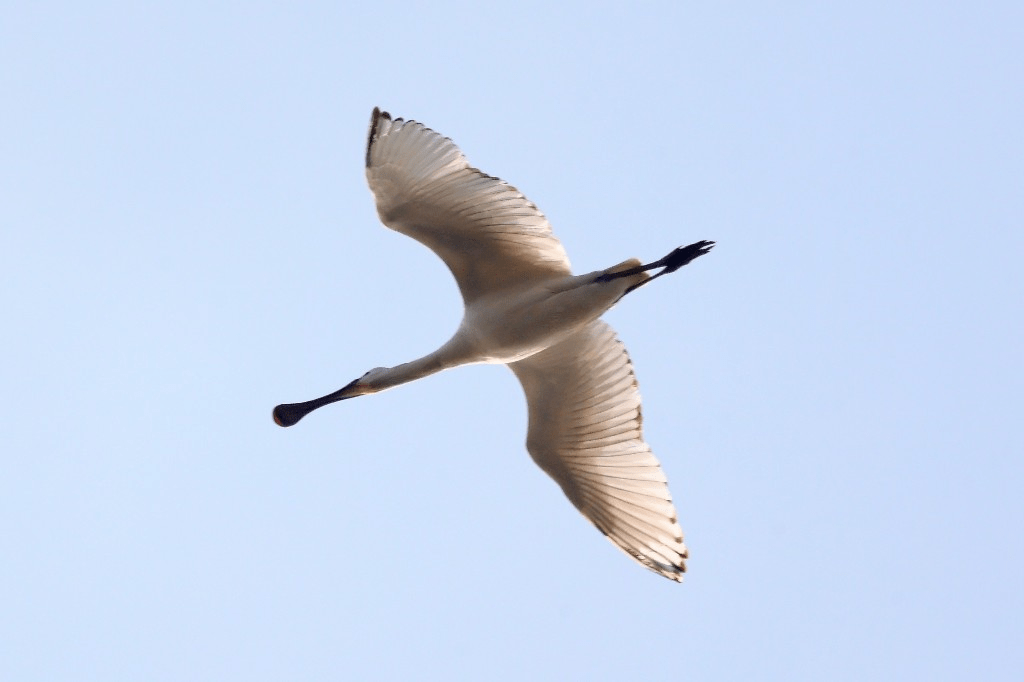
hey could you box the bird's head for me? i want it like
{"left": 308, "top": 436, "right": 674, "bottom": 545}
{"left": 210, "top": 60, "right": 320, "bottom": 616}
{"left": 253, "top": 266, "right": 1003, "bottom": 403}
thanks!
{"left": 355, "top": 366, "right": 391, "bottom": 393}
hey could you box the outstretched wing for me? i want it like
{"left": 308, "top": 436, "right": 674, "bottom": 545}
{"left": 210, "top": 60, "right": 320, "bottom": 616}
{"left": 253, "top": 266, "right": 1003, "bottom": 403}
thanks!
{"left": 508, "top": 320, "right": 688, "bottom": 581}
{"left": 365, "top": 108, "right": 572, "bottom": 305}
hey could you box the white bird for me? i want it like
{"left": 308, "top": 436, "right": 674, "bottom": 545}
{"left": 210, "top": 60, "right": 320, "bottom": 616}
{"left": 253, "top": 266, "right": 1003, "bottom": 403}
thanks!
{"left": 274, "top": 108, "right": 714, "bottom": 581}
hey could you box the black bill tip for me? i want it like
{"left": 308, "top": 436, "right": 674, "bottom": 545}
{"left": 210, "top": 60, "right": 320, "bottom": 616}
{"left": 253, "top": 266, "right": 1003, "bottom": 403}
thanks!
{"left": 273, "top": 403, "right": 305, "bottom": 427}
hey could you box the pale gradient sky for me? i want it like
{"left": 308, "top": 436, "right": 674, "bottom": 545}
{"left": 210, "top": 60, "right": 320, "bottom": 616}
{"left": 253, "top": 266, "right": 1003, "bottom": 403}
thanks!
{"left": 3, "top": 2, "right": 1022, "bottom": 680}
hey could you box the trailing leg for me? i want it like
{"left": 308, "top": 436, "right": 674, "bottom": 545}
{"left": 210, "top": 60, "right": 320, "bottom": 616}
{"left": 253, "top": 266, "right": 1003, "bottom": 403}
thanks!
{"left": 595, "top": 240, "right": 715, "bottom": 293}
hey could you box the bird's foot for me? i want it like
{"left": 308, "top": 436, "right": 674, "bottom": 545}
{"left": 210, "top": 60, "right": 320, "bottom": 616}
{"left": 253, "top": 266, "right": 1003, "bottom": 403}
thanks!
{"left": 659, "top": 240, "right": 715, "bottom": 274}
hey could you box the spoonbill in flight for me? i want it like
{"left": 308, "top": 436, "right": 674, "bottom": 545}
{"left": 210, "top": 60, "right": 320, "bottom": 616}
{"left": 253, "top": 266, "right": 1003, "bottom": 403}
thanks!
{"left": 274, "top": 108, "right": 714, "bottom": 581}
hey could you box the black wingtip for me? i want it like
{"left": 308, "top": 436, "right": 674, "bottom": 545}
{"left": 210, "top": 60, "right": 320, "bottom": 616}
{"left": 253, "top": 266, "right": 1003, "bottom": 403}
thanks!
{"left": 366, "top": 107, "right": 391, "bottom": 168}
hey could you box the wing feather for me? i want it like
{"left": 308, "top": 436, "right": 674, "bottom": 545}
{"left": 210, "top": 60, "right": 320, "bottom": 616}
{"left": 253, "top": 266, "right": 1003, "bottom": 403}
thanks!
{"left": 365, "top": 108, "right": 572, "bottom": 304}
{"left": 509, "top": 320, "right": 688, "bottom": 581}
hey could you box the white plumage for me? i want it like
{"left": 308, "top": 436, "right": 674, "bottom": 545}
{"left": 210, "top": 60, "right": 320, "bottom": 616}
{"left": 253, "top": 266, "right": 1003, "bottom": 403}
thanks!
{"left": 274, "top": 108, "right": 714, "bottom": 581}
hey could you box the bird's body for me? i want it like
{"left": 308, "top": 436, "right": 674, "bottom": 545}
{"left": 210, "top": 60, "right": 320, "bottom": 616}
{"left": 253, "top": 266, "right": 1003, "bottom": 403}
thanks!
{"left": 274, "top": 108, "right": 713, "bottom": 581}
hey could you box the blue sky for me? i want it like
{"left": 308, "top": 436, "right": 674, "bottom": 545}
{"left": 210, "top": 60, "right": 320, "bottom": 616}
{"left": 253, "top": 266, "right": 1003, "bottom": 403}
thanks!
{"left": 3, "top": 2, "right": 1022, "bottom": 680}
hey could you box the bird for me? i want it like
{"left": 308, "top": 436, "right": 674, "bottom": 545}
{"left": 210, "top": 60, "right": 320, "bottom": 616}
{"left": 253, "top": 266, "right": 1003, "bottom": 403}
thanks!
{"left": 273, "top": 108, "right": 714, "bottom": 581}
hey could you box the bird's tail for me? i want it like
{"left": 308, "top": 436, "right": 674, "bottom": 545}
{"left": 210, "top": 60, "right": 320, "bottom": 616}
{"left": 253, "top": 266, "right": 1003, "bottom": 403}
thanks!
{"left": 603, "top": 258, "right": 651, "bottom": 287}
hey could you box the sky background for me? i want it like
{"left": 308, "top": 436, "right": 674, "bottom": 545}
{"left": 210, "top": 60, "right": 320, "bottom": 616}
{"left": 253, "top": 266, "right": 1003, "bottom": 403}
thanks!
{"left": 3, "top": 2, "right": 1022, "bottom": 680}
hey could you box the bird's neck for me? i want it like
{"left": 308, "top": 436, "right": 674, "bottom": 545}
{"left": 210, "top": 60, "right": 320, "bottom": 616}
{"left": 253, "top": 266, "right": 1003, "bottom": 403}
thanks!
{"left": 373, "top": 357, "right": 443, "bottom": 391}
{"left": 367, "top": 338, "right": 475, "bottom": 393}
